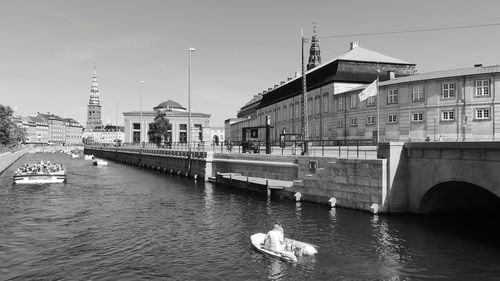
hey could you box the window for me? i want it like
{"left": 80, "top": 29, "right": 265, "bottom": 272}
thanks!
{"left": 295, "top": 102, "right": 300, "bottom": 119}
{"left": 475, "top": 79, "right": 490, "bottom": 96}
{"left": 289, "top": 104, "right": 293, "bottom": 120}
{"left": 283, "top": 105, "right": 287, "bottom": 121}
{"left": 366, "top": 96, "right": 376, "bottom": 107}
{"left": 133, "top": 123, "right": 140, "bottom": 130}
{"left": 412, "top": 112, "right": 424, "bottom": 122}
{"left": 315, "top": 96, "right": 320, "bottom": 115}
{"left": 350, "top": 117, "right": 357, "bottom": 126}
{"left": 387, "top": 89, "right": 399, "bottom": 104}
{"left": 179, "top": 124, "right": 187, "bottom": 130}
{"left": 323, "top": 94, "right": 329, "bottom": 113}
{"left": 441, "top": 110, "right": 455, "bottom": 121}
{"left": 412, "top": 85, "right": 425, "bottom": 102}
{"left": 308, "top": 98, "right": 313, "bottom": 116}
{"left": 442, "top": 83, "right": 455, "bottom": 98}
{"left": 388, "top": 114, "right": 398, "bottom": 124}
{"left": 366, "top": 116, "right": 375, "bottom": 125}
{"left": 337, "top": 119, "right": 344, "bottom": 128}
{"left": 475, "top": 108, "right": 491, "bottom": 120}
{"left": 277, "top": 108, "right": 281, "bottom": 122}
{"left": 350, "top": 95, "right": 357, "bottom": 109}
{"left": 337, "top": 97, "right": 344, "bottom": 111}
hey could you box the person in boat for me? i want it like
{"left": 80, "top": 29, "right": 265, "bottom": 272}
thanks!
{"left": 263, "top": 223, "right": 286, "bottom": 252}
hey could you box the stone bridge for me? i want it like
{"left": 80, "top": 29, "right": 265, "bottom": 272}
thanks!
{"left": 380, "top": 142, "right": 500, "bottom": 214}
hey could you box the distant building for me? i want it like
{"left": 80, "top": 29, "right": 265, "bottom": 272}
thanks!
{"left": 83, "top": 124, "right": 124, "bottom": 145}
{"left": 86, "top": 67, "right": 102, "bottom": 130}
{"left": 209, "top": 127, "right": 225, "bottom": 145}
{"left": 63, "top": 118, "right": 84, "bottom": 145}
{"left": 123, "top": 100, "right": 211, "bottom": 144}
{"left": 37, "top": 113, "right": 83, "bottom": 145}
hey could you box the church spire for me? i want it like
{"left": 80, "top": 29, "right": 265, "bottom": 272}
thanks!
{"left": 307, "top": 23, "right": 321, "bottom": 71}
{"left": 86, "top": 66, "right": 102, "bottom": 130}
{"left": 89, "top": 66, "right": 100, "bottom": 106}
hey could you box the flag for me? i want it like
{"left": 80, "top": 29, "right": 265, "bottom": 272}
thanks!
{"left": 358, "top": 80, "right": 378, "bottom": 102}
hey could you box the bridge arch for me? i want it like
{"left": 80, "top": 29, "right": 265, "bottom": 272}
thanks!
{"left": 419, "top": 180, "right": 500, "bottom": 214}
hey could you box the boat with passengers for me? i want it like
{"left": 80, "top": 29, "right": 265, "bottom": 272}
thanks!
{"left": 13, "top": 161, "right": 66, "bottom": 184}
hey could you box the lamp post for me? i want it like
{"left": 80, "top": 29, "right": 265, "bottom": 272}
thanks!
{"left": 188, "top": 48, "right": 195, "bottom": 153}
{"left": 433, "top": 117, "right": 437, "bottom": 141}
{"left": 139, "top": 80, "right": 144, "bottom": 144}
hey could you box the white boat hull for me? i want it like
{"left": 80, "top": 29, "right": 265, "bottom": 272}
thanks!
{"left": 251, "top": 233, "right": 297, "bottom": 262}
{"left": 14, "top": 174, "right": 66, "bottom": 184}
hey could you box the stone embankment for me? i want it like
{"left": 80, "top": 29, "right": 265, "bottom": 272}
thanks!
{"left": 0, "top": 148, "right": 29, "bottom": 174}
{"left": 86, "top": 145, "right": 391, "bottom": 213}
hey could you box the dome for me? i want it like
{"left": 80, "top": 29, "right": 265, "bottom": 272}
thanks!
{"left": 153, "top": 100, "right": 186, "bottom": 111}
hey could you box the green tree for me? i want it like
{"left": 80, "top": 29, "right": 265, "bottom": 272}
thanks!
{"left": 0, "top": 105, "right": 14, "bottom": 147}
{"left": 147, "top": 112, "right": 171, "bottom": 147}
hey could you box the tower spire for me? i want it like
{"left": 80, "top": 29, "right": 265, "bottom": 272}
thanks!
{"left": 86, "top": 66, "right": 102, "bottom": 130}
{"left": 307, "top": 23, "right": 321, "bottom": 71}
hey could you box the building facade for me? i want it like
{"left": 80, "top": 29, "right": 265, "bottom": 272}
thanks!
{"left": 231, "top": 40, "right": 417, "bottom": 143}
{"left": 123, "top": 100, "right": 211, "bottom": 144}
{"left": 339, "top": 65, "right": 500, "bottom": 141}
{"left": 83, "top": 125, "right": 124, "bottom": 144}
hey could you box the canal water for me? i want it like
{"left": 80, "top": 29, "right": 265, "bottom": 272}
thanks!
{"left": 1, "top": 153, "right": 499, "bottom": 281}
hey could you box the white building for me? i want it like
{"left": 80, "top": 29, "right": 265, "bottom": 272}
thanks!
{"left": 123, "top": 100, "right": 211, "bottom": 144}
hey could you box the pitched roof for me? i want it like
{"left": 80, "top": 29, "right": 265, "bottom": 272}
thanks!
{"left": 347, "top": 65, "right": 500, "bottom": 93}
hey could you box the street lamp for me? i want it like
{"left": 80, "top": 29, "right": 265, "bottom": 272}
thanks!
{"left": 188, "top": 48, "right": 195, "bottom": 153}
{"left": 139, "top": 80, "right": 145, "bottom": 144}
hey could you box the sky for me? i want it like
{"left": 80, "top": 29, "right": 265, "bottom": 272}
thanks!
{"left": 2, "top": 0, "right": 500, "bottom": 127}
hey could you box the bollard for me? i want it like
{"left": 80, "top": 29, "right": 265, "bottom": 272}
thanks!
{"left": 294, "top": 192, "right": 302, "bottom": 202}
{"left": 328, "top": 197, "right": 337, "bottom": 208}
{"left": 370, "top": 203, "right": 379, "bottom": 214}
{"left": 266, "top": 180, "right": 270, "bottom": 197}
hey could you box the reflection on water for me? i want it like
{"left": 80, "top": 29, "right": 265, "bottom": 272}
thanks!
{"left": 1, "top": 153, "right": 500, "bottom": 280}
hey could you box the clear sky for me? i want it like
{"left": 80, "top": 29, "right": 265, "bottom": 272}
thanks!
{"left": 2, "top": 0, "right": 500, "bottom": 127}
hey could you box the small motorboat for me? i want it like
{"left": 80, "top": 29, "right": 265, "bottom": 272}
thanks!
{"left": 71, "top": 153, "right": 80, "bottom": 158}
{"left": 250, "top": 233, "right": 318, "bottom": 263}
{"left": 92, "top": 159, "right": 108, "bottom": 166}
{"left": 84, "top": 155, "right": 94, "bottom": 160}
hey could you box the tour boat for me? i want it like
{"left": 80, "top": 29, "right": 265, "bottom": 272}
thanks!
{"left": 92, "top": 159, "right": 108, "bottom": 166}
{"left": 250, "top": 233, "right": 317, "bottom": 263}
{"left": 13, "top": 164, "right": 66, "bottom": 184}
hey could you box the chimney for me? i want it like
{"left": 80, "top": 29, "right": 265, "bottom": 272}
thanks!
{"left": 281, "top": 81, "right": 285, "bottom": 85}
{"left": 350, "top": 41, "right": 359, "bottom": 50}
{"left": 263, "top": 90, "right": 267, "bottom": 94}
{"left": 474, "top": 64, "right": 483, "bottom": 67}
{"left": 387, "top": 71, "right": 396, "bottom": 80}
{"left": 294, "top": 71, "right": 299, "bottom": 77}
{"left": 268, "top": 88, "right": 273, "bottom": 91}
{"left": 287, "top": 77, "right": 292, "bottom": 81}
{"left": 274, "top": 84, "right": 279, "bottom": 89}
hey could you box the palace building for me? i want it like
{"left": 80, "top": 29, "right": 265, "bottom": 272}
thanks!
{"left": 229, "top": 28, "right": 500, "bottom": 143}
{"left": 123, "top": 100, "right": 211, "bottom": 144}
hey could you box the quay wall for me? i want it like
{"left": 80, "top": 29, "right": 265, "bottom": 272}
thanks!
{"left": 211, "top": 153, "right": 387, "bottom": 213}
{"left": 84, "top": 146, "right": 391, "bottom": 213}
{"left": 0, "top": 148, "right": 29, "bottom": 174}
{"left": 212, "top": 154, "right": 298, "bottom": 181}
{"left": 84, "top": 147, "right": 210, "bottom": 180}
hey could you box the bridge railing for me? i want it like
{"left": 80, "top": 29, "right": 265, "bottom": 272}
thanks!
{"left": 85, "top": 139, "right": 377, "bottom": 159}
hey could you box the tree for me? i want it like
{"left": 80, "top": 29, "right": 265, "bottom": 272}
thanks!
{"left": 0, "top": 105, "right": 15, "bottom": 147}
{"left": 147, "top": 112, "right": 171, "bottom": 148}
